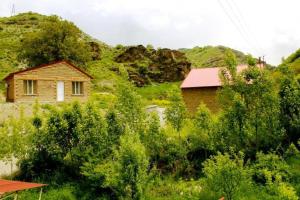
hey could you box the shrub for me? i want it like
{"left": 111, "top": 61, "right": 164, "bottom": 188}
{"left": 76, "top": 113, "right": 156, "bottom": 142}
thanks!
{"left": 203, "top": 152, "right": 248, "bottom": 200}
{"left": 252, "top": 152, "right": 291, "bottom": 185}
{"left": 284, "top": 143, "right": 300, "bottom": 158}
{"left": 114, "top": 130, "right": 149, "bottom": 199}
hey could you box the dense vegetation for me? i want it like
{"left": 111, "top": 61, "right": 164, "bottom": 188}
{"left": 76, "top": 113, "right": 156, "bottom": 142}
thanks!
{"left": 179, "top": 46, "right": 248, "bottom": 68}
{"left": 281, "top": 48, "right": 300, "bottom": 75}
{"left": 0, "top": 53, "right": 299, "bottom": 199}
{"left": 0, "top": 13, "right": 189, "bottom": 94}
{"left": 0, "top": 12, "right": 260, "bottom": 95}
{"left": 0, "top": 12, "right": 299, "bottom": 200}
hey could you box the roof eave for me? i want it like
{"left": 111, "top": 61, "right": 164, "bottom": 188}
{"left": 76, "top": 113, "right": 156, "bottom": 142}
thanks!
{"left": 181, "top": 85, "right": 221, "bottom": 89}
{"left": 2, "top": 60, "right": 93, "bottom": 81}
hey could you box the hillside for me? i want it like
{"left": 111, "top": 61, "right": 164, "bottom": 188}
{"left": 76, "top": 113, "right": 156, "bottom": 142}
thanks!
{"left": 0, "top": 12, "right": 111, "bottom": 88}
{"left": 0, "top": 13, "right": 191, "bottom": 94}
{"left": 180, "top": 45, "right": 248, "bottom": 68}
{"left": 0, "top": 12, "right": 265, "bottom": 104}
{"left": 281, "top": 48, "right": 300, "bottom": 74}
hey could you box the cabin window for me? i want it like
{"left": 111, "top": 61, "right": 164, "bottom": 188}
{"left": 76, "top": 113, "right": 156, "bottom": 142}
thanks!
{"left": 23, "top": 80, "right": 37, "bottom": 95}
{"left": 72, "top": 81, "right": 83, "bottom": 95}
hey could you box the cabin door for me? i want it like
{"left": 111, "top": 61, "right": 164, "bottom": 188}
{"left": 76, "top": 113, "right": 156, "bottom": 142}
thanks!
{"left": 57, "top": 81, "right": 64, "bottom": 102}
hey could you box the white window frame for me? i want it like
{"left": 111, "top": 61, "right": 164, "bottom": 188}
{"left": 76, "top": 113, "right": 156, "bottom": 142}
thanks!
{"left": 72, "top": 81, "right": 83, "bottom": 95}
{"left": 24, "top": 80, "right": 36, "bottom": 95}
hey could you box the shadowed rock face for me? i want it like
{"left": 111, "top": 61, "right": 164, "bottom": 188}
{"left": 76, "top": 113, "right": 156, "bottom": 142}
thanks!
{"left": 115, "top": 45, "right": 191, "bottom": 86}
{"left": 89, "top": 41, "right": 102, "bottom": 60}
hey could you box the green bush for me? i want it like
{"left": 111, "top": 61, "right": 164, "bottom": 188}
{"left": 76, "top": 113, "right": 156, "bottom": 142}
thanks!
{"left": 252, "top": 152, "right": 291, "bottom": 185}
{"left": 203, "top": 152, "right": 248, "bottom": 200}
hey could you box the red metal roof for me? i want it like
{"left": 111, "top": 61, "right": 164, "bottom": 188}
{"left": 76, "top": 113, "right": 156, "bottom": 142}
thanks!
{"left": 0, "top": 179, "right": 46, "bottom": 195}
{"left": 180, "top": 64, "right": 248, "bottom": 88}
{"left": 3, "top": 60, "right": 93, "bottom": 81}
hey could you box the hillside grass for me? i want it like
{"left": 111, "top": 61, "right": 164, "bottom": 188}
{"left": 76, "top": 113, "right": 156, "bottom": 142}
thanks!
{"left": 136, "top": 82, "right": 179, "bottom": 105}
{"left": 180, "top": 45, "right": 248, "bottom": 68}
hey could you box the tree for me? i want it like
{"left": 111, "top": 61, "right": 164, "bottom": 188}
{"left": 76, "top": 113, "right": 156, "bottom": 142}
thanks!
{"left": 251, "top": 152, "right": 297, "bottom": 200}
{"left": 106, "top": 110, "right": 123, "bottom": 147}
{"left": 142, "top": 113, "right": 164, "bottom": 164}
{"left": 165, "top": 89, "right": 186, "bottom": 136}
{"left": 203, "top": 152, "right": 247, "bottom": 200}
{"left": 86, "top": 129, "right": 149, "bottom": 199}
{"left": 190, "top": 103, "right": 215, "bottom": 158}
{"left": 115, "top": 83, "right": 145, "bottom": 133}
{"left": 252, "top": 152, "right": 291, "bottom": 185}
{"left": 0, "top": 108, "right": 33, "bottom": 175}
{"left": 19, "top": 15, "right": 91, "bottom": 67}
{"left": 278, "top": 66, "right": 300, "bottom": 144}
{"left": 115, "top": 130, "right": 149, "bottom": 199}
{"left": 20, "top": 103, "right": 109, "bottom": 180}
{"left": 72, "top": 103, "right": 108, "bottom": 164}
{"left": 218, "top": 51, "right": 283, "bottom": 155}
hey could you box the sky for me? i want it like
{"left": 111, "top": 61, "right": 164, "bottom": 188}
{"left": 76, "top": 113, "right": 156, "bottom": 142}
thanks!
{"left": 0, "top": 0, "right": 299, "bottom": 65}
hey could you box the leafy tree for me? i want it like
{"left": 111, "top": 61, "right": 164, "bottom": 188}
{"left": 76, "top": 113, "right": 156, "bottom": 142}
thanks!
{"left": 72, "top": 103, "right": 108, "bottom": 165}
{"left": 0, "top": 109, "right": 33, "bottom": 174}
{"left": 165, "top": 89, "right": 186, "bottom": 135}
{"left": 115, "top": 130, "right": 149, "bottom": 199}
{"left": 251, "top": 152, "right": 298, "bottom": 200}
{"left": 203, "top": 152, "right": 247, "bottom": 200}
{"left": 218, "top": 51, "right": 283, "bottom": 155}
{"left": 252, "top": 152, "right": 291, "bottom": 185}
{"left": 19, "top": 15, "right": 91, "bottom": 67}
{"left": 106, "top": 110, "right": 123, "bottom": 147}
{"left": 142, "top": 113, "right": 163, "bottom": 162}
{"left": 115, "top": 83, "right": 145, "bottom": 133}
{"left": 247, "top": 54, "right": 257, "bottom": 66}
{"left": 189, "top": 103, "right": 215, "bottom": 159}
{"left": 224, "top": 49, "right": 237, "bottom": 75}
{"left": 278, "top": 67, "right": 300, "bottom": 144}
{"left": 84, "top": 129, "right": 149, "bottom": 199}
{"left": 20, "top": 103, "right": 109, "bottom": 180}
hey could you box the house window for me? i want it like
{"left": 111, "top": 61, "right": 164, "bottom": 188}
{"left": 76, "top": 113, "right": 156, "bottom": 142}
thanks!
{"left": 23, "top": 80, "right": 37, "bottom": 95}
{"left": 72, "top": 81, "right": 83, "bottom": 95}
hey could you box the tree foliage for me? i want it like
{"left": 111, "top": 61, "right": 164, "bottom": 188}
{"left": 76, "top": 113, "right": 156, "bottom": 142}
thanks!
{"left": 278, "top": 67, "right": 300, "bottom": 144}
{"left": 217, "top": 52, "right": 284, "bottom": 155}
{"left": 203, "top": 152, "right": 247, "bottom": 200}
{"left": 115, "top": 83, "right": 145, "bottom": 133}
{"left": 19, "top": 15, "right": 91, "bottom": 67}
{"left": 165, "top": 89, "right": 186, "bottom": 134}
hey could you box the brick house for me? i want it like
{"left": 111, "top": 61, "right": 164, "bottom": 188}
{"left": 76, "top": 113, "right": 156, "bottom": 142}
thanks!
{"left": 180, "top": 65, "right": 248, "bottom": 113}
{"left": 3, "top": 60, "right": 92, "bottom": 103}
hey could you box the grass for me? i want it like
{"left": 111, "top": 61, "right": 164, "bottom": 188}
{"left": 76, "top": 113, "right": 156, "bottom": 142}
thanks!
{"left": 180, "top": 45, "right": 248, "bottom": 68}
{"left": 145, "top": 177, "right": 203, "bottom": 200}
{"left": 136, "top": 82, "right": 180, "bottom": 106}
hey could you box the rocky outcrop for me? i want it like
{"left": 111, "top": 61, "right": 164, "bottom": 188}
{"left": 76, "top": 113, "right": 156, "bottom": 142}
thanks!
{"left": 115, "top": 45, "right": 191, "bottom": 86}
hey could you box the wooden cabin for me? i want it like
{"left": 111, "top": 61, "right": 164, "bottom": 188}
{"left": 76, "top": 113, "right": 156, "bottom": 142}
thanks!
{"left": 180, "top": 65, "right": 248, "bottom": 113}
{"left": 3, "top": 61, "right": 92, "bottom": 103}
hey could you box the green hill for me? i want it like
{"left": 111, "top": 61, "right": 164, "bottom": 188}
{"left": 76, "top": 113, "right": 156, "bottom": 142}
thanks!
{"left": 0, "top": 13, "right": 191, "bottom": 93}
{"left": 0, "top": 12, "right": 265, "bottom": 104}
{"left": 180, "top": 45, "right": 248, "bottom": 68}
{"left": 0, "top": 12, "right": 115, "bottom": 90}
{"left": 281, "top": 48, "right": 300, "bottom": 74}
{"left": 0, "top": 12, "right": 46, "bottom": 82}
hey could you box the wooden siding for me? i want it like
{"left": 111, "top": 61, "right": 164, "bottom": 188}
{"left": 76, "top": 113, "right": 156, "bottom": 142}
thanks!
{"left": 6, "top": 78, "right": 15, "bottom": 102}
{"left": 181, "top": 87, "right": 220, "bottom": 114}
{"left": 7, "top": 62, "right": 91, "bottom": 103}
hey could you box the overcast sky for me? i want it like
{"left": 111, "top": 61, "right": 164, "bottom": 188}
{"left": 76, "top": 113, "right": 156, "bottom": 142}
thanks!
{"left": 1, "top": 0, "right": 299, "bottom": 65}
